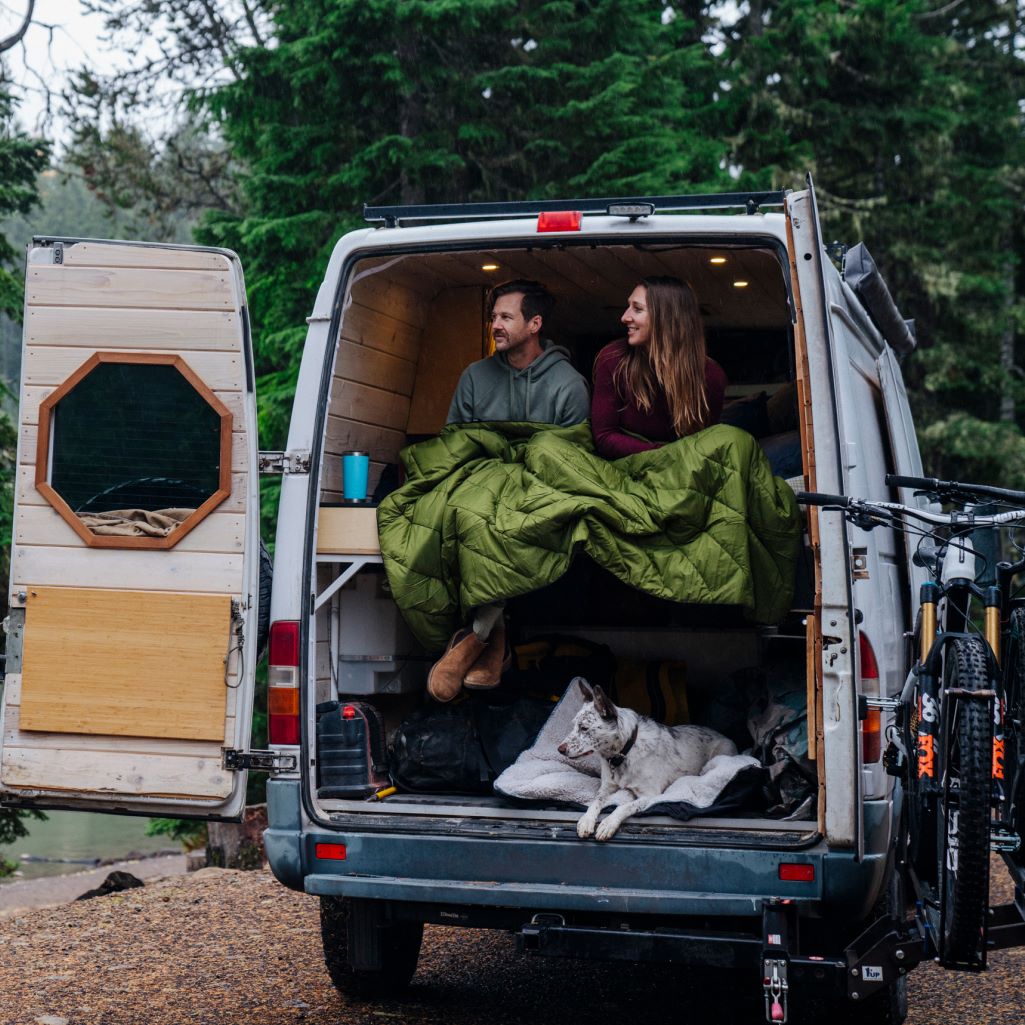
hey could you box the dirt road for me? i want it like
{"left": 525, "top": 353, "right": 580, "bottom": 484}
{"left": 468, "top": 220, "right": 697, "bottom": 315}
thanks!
{"left": 0, "top": 862, "right": 1021, "bottom": 1025}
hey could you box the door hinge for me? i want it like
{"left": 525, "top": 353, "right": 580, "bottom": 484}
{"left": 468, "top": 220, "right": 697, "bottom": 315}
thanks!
{"left": 223, "top": 748, "right": 298, "bottom": 772}
{"left": 258, "top": 450, "right": 311, "bottom": 475}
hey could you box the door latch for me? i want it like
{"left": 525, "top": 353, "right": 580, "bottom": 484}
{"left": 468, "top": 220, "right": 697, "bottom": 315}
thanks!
{"left": 258, "top": 450, "right": 311, "bottom": 474}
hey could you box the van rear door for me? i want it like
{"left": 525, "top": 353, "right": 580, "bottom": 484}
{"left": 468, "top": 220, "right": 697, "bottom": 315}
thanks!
{"left": 0, "top": 239, "right": 259, "bottom": 820}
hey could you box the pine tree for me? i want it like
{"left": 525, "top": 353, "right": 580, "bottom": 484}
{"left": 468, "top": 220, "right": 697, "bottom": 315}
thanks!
{"left": 726, "top": 0, "right": 1025, "bottom": 484}
{"left": 194, "top": 0, "right": 734, "bottom": 446}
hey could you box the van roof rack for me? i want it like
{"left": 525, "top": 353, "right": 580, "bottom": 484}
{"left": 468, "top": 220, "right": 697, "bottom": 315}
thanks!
{"left": 363, "top": 191, "right": 786, "bottom": 227}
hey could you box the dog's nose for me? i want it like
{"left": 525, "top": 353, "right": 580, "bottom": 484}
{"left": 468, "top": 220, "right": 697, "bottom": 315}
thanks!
{"left": 557, "top": 743, "right": 567, "bottom": 755}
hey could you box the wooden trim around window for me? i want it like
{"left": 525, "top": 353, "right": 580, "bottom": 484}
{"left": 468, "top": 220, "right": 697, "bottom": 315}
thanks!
{"left": 34, "top": 352, "right": 234, "bottom": 550}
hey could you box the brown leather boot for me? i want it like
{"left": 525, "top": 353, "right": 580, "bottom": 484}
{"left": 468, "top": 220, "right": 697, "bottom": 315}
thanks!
{"left": 463, "top": 617, "right": 511, "bottom": 690}
{"left": 427, "top": 628, "right": 485, "bottom": 702}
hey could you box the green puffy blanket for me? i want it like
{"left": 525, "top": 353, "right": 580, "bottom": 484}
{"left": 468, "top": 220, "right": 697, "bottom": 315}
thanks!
{"left": 378, "top": 422, "right": 801, "bottom": 652}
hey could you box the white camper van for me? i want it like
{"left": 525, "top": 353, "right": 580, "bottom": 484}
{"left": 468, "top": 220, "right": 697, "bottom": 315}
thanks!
{"left": 5, "top": 184, "right": 1017, "bottom": 1022}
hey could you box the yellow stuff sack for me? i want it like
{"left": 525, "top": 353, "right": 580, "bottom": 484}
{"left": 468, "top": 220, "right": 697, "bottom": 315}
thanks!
{"left": 611, "top": 659, "right": 689, "bottom": 725}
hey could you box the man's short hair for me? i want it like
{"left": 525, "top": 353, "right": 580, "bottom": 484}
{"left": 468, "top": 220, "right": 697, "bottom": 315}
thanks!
{"left": 488, "top": 279, "right": 555, "bottom": 327}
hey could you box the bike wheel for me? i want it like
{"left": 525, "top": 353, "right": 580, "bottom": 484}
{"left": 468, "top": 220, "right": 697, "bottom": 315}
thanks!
{"left": 1003, "top": 607, "right": 1025, "bottom": 865}
{"left": 937, "top": 636, "right": 992, "bottom": 966}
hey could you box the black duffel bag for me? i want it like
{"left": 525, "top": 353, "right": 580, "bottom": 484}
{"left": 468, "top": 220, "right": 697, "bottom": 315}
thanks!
{"left": 389, "top": 697, "right": 552, "bottom": 795}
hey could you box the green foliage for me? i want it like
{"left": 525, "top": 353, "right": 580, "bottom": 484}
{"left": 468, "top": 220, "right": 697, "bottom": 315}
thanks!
{"left": 725, "top": 0, "right": 1025, "bottom": 480}
{"left": 0, "top": 91, "right": 49, "bottom": 318}
{"left": 194, "top": 1, "right": 732, "bottom": 451}
{"left": 0, "top": 88, "right": 48, "bottom": 864}
{"left": 145, "top": 816, "right": 207, "bottom": 851}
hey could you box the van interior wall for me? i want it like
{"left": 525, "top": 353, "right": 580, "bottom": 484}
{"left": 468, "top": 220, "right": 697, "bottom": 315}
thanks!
{"left": 315, "top": 243, "right": 804, "bottom": 752}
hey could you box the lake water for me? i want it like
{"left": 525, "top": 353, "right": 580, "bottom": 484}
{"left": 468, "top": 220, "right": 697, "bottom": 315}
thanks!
{"left": 0, "top": 811, "right": 177, "bottom": 883}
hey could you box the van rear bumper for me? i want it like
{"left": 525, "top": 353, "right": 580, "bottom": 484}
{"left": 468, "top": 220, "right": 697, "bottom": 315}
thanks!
{"left": 265, "top": 780, "right": 890, "bottom": 921}
{"left": 303, "top": 871, "right": 819, "bottom": 916}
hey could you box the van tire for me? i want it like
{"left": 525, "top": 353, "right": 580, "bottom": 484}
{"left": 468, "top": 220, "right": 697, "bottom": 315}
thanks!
{"left": 936, "top": 636, "right": 992, "bottom": 967}
{"left": 319, "top": 896, "right": 423, "bottom": 999}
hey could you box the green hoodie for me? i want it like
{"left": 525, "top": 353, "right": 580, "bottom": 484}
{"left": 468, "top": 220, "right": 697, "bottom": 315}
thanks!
{"left": 446, "top": 341, "right": 590, "bottom": 426}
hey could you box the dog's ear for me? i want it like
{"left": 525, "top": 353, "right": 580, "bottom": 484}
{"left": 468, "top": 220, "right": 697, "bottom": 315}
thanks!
{"left": 592, "top": 684, "right": 617, "bottom": 721}
{"left": 577, "top": 679, "right": 594, "bottom": 702}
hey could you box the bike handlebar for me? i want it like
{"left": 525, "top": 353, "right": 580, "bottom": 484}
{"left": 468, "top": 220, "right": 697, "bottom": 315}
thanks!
{"left": 795, "top": 491, "right": 850, "bottom": 508}
{"left": 884, "top": 472, "right": 1025, "bottom": 504}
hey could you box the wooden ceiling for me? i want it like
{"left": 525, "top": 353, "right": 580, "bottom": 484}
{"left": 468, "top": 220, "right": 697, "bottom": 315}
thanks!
{"left": 355, "top": 242, "right": 790, "bottom": 338}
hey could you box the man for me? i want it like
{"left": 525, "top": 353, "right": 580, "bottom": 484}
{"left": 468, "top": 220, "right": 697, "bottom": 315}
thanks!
{"left": 447, "top": 279, "right": 590, "bottom": 427}
{"left": 429, "top": 280, "right": 589, "bottom": 702}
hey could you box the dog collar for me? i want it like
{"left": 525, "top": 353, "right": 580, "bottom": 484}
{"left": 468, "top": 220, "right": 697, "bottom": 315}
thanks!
{"left": 608, "top": 722, "right": 639, "bottom": 769}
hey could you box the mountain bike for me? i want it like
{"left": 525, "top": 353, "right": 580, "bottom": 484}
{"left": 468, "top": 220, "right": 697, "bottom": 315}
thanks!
{"left": 799, "top": 473, "right": 1025, "bottom": 970}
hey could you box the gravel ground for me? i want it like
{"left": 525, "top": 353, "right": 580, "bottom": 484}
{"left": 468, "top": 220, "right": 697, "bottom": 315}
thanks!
{"left": 0, "top": 859, "right": 1022, "bottom": 1025}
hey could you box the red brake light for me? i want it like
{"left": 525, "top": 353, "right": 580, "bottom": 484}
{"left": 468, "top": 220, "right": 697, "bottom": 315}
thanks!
{"left": 269, "top": 620, "right": 300, "bottom": 745}
{"left": 342, "top": 705, "right": 357, "bottom": 720}
{"left": 859, "top": 632, "right": 882, "bottom": 762}
{"left": 269, "top": 715, "right": 300, "bottom": 745}
{"left": 779, "top": 863, "right": 815, "bottom": 882}
{"left": 269, "top": 620, "right": 300, "bottom": 667}
{"left": 537, "top": 211, "right": 582, "bottom": 232}
{"left": 859, "top": 631, "right": 879, "bottom": 680}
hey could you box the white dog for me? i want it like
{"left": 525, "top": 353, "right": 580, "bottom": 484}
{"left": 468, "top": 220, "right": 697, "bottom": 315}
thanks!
{"left": 557, "top": 680, "right": 737, "bottom": 841}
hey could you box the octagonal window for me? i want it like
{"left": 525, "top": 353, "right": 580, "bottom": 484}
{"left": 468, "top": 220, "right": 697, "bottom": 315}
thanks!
{"left": 36, "top": 354, "right": 232, "bottom": 549}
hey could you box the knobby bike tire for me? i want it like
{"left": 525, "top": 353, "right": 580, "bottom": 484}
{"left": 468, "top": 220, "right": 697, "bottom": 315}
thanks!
{"left": 1005, "top": 608, "right": 1025, "bottom": 866}
{"left": 938, "top": 636, "right": 992, "bottom": 966}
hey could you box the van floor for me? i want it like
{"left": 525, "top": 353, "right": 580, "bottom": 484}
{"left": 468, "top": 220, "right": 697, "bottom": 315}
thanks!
{"left": 318, "top": 792, "right": 812, "bottom": 830}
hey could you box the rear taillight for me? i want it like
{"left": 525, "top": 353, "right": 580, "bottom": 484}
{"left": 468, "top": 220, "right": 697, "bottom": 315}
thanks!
{"left": 859, "top": 632, "right": 882, "bottom": 763}
{"left": 268, "top": 620, "right": 300, "bottom": 745}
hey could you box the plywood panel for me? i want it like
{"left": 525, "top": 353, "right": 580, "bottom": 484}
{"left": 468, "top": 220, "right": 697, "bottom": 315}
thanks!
{"left": 334, "top": 339, "right": 416, "bottom": 396}
{"left": 61, "top": 242, "right": 231, "bottom": 272}
{"left": 406, "top": 285, "right": 486, "bottom": 435}
{"left": 27, "top": 265, "right": 235, "bottom": 311}
{"left": 341, "top": 302, "right": 422, "bottom": 363}
{"left": 317, "top": 506, "right": 380, "bottom": 554}
{"left": 15, "top": 504, "right": 245, "bottom": 553}
{"left": 26, "top": 307, "right": 241, "bottom": 350}
{"left": 324, "top": 415, "right": 405, "bottom": 462}
{"left": 328, "top": 378, "right": 410, "bottom": 430}
{"left": 10, "top": 545, "right": 243, "bottom": 594}
{"left": 16, "top": 465, "right": 248, "bottom": 515}
{"left": 3, "top": 695, "right": 237, "bottom": 759}
{"left": 23, "top": 346, "right": 243, "bottom": 391}
{"left": 0, "top": 746, "right": 232, "bottom": 799}
{"left": 18, "top": 587, "right": 232, "bottom": 740}
{"left": 348, "top": 273, "right": 431, "bottom": 329}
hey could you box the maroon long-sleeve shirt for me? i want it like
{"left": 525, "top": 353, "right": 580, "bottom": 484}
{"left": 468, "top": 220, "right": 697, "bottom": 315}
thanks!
{"left": 590, "top": 339, "right": 728, "bottom": 458}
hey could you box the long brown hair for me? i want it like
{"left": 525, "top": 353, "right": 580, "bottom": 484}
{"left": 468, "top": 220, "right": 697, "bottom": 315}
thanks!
{"left": 613, "top": 276, "right": 709, "bottom": 436}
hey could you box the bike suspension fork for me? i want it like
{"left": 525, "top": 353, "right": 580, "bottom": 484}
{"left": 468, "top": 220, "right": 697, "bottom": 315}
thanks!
{"left": 917, "top": 582, "right": 941, "bottom": 785}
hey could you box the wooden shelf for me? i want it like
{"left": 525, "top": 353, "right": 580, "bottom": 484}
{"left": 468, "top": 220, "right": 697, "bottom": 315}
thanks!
{"left": 317, "top": 506, "right": 380, "bottom": 555}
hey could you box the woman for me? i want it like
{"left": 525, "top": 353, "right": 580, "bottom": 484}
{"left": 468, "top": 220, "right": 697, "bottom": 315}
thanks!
{"left": 591, "top": 276, "right": 727, "bottom": 458}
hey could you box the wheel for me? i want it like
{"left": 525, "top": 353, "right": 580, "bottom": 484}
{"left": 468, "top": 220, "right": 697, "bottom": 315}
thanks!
{"left": 1003, "top": 608, "right": 1025, "bottom": 866}
{"left": 319, "top": 896, "right": 423, "bottom": 999}
{"left": 936, "top": 636, "right": 992, "bottom": 966}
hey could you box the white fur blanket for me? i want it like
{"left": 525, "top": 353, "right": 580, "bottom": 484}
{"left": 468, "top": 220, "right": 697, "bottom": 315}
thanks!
{"left": 494, "top": 679, "right": 763, "bottom": 818}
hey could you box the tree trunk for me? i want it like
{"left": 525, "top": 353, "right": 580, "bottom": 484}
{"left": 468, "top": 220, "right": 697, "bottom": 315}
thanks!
{"left": 205, "top": 804, "right": 268, "bottom": 870}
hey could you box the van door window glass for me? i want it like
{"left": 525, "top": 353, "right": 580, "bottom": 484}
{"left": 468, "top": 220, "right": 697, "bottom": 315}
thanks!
{"left": 36, "top": 354, "right": 232, "bottom": 548}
